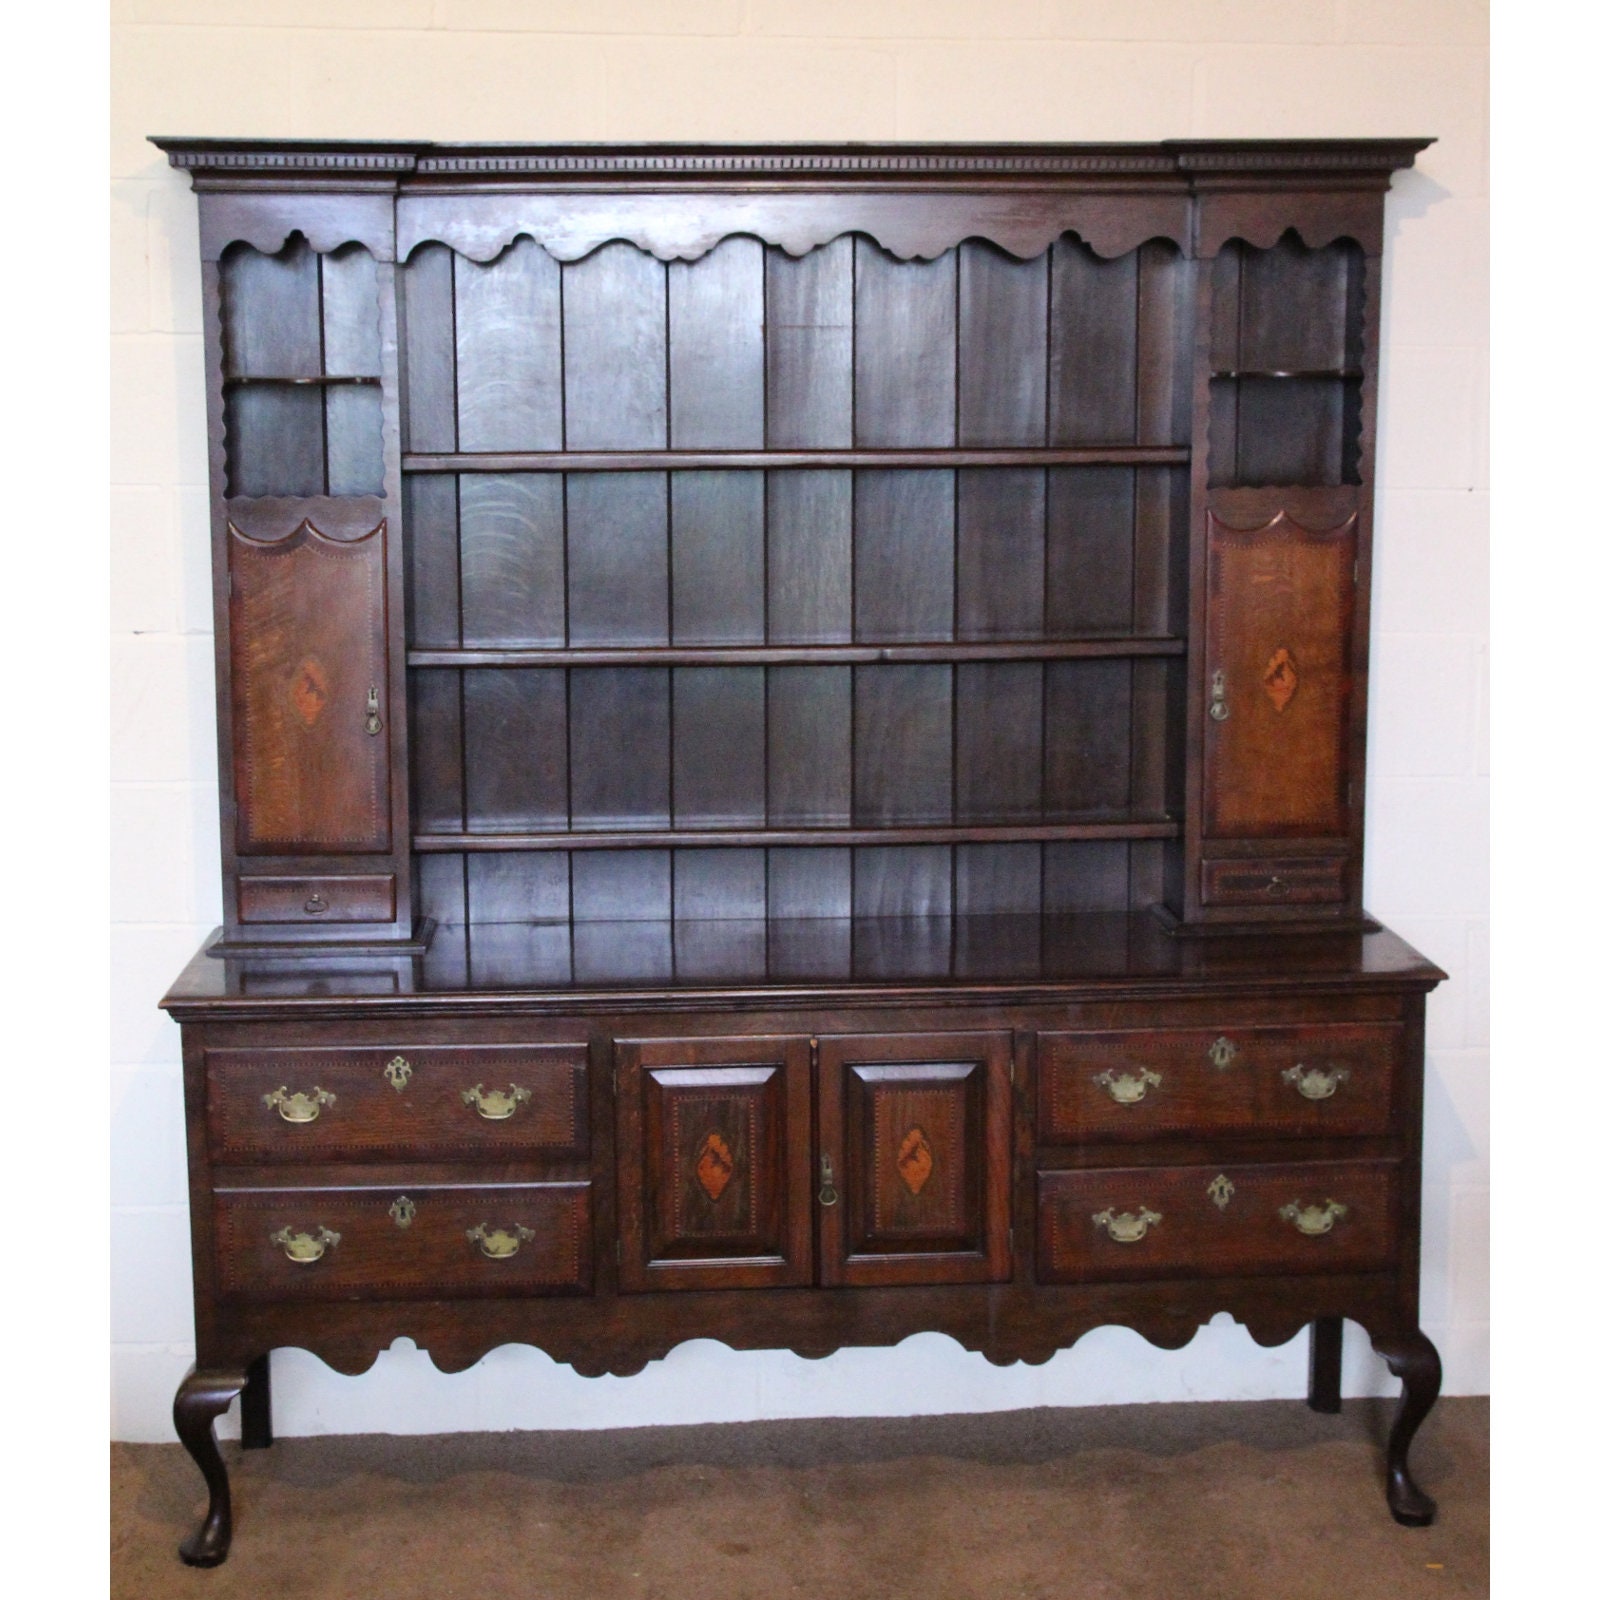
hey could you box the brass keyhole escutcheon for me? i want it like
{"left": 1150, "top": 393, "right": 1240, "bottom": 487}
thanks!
{"left": 384, "top": 1055, "right": 412, "bottom": 1092}
{"left": 1207, "top": 1174, "right": 1236, "bottom": 1211}
{"left": 389, "top": 1195, "right": 416, "bottom": 1229}
{"left": 365, "top": 687, "right": 383, "bottom": 736}
{"left": 304, "top": 893, "right": 329, "bottom": 915}
{"left": 1208, "top": 1036, "right": 1238, "bottom": 1070}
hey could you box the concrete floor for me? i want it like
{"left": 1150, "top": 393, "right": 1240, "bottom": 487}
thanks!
{"left": 112, "top": 1395, "right": 1488, "bottom": 1599}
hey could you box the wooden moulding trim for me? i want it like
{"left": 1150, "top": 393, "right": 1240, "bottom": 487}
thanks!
{"left": 224, "top": 497, "right": 387, "bottom": 543}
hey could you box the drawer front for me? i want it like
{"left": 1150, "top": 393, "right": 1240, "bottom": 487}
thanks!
{"left": 1201, "top": 856, "right": 1347, "bottom": 907}
{"left": 207, "top": 1044, "right": 589, "bottom": 1162}
{"left": 1037, "top": 1023, "right": 1399, "bottom": 1142}
{"left": 1037, "top": 1161, "right": 1397, "bottom": 1284}
{"left": 237, "top": 874, "right": 397, "bottom": 924}
{"left": 214, "top": 1182, "right": 591, "bottom": 1299}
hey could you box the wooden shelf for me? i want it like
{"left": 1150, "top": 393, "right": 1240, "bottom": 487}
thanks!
{"left": 401, "top": 446, "right": 1190, "bottom": 474}
{"left": 413, "top": 820, "right": 1181, "bottom": 853}
{"left": 224, "top": 374, "right": 381, "bottom": 387}
{"left": 1211, "top": 369, "right": 1360, "bottom": 381}
{"left": 409, "top": 638, "right": 1186, "bottom": 669}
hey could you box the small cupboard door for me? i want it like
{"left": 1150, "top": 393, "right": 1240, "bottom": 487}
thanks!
{"left": 229, "top": 514, "right": 391, "bottom": 853}
{"left": 817, "top": 1033, "right": 1012, "bottom": 1287}
{"left": 616, "top": 1036, "right": 813, "bottom": 1291}
{"left": 1201, "top": 505, "right": 1357, "bottom": 843}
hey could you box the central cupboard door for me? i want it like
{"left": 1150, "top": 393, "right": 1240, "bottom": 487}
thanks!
{"left": 817, "top": 1033, "right": 1012, "bottom": 1287}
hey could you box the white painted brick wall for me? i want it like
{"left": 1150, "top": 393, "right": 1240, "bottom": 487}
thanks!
{"left": 109, "top": 0, "right": 1489, "bottom": 1442}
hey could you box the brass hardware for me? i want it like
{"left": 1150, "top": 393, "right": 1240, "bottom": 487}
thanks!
{"left": 388, "top": 1196, "right": 416, "bottom": 1229}
{"left": 303, "top": 893, "right": 329, "bottom": 915}
{"left": 270, "top": 1225, "right": 341, "bottom": 1264}
{"left": 1208, "top": 1036, "right": 1238, "bottom": 1070}
{"left": 465, "top": 1222, "right": 535, "bottom": 1260}
{"left": 384, "top": 1055, "right": 412, "bottom": 1092}
{"left": 818, "top": 1154, "right": 839, "bottom": 1208}
{"left": 1266, "top": 875, "right": 1288, "bottom": 897}
{"left": 1207, "top": 1174, "right": 1236, "bottom": 1211}
{"left": 1091, "top": 1066, "right": 1162, "bottom": 1105}
{"left": 1209, "top": 669, "right": 1229, "bottom": 721}
{"left": 365, "top": 687, "right": 383, "bottom": 736}
{"left": 1279, "top": 1199, "right": 1349, "bottom": 1237}
{"left": 461, "top": 1083, "right": 531, "bottom": 1120}
{"left": 1091, "top": 1206, "right": 1162, "bottom": 1244}
{"left": 1283, "top": 1063, "right": 1350, "bottom": 1101}
{"left": 262, "top": 1085, "right": 336, "bottom": 1124}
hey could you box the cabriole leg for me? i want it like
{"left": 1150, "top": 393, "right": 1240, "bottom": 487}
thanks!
{"left": 1372, "top": 1329, "right": 1442, "bottom": 1526}
{"left": 240, "top": 1353, "right": 273, "bottom": 1450}
{"left": 173, "top": 1365, "right": 249, "bottom": 1567}
{"left": 1308, "top": 1316, "right": 1343, "bottom": 1413}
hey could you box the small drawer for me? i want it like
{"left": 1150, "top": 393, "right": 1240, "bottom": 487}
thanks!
{"left": 1037, "top": 1161, "right": 1397, "bottom": 1284}
{"left": 214, "top": 1182, "right": 591, "bottom": 1300}
{"left": 238, "top": 875, "right": 396, "bottom": 924}
{"left": 1037, "top": 1023, "right": 1400, "bottom": 1143}
{"left": 1201, "top": 857, "right": 1346, "bottom": 908}
{"left": 206, "top": 1043, "right": 589, "bottom": 1162}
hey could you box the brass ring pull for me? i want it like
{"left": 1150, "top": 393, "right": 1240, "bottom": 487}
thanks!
{"left": 818, "top": 1153, "right": 839, "bottom": 1208}
{"left": 461, "top": 1083, "right": 531, "bottom": 1120}
{"left": 262, "top": 1086, "right": 336, "bottom": 1124}
{"left": 1091, "top": 1206, "right": 1162, "bottom": 1244}
{"left": 1209, "top": 669, "right": 1230, "bottom": 721}
{"left": 1092, "top": 1067, "right": 1162, "bottom": 1105}
{"left": 365, "top": 686, "right": 383, "bottom": 736}
{"left": 303, "top": 893, "right": 329, "bottom": 915}
{"left": 465, "top": 1223, "right": 535, "bottom": 1260}
{"left": 1266, "top": 875, "right": 1288, "bottom": 897}
{"left": 1279, "top": 1199, "right": 1348, "bottom": 1236}
{"left": 1208, "top": 1036, "right": 1237, "bottom": 1070}
{"left": 1283, "top": 1064, "right": 1350, "bottom": 1101}
{"left": 270, "top": 1225, "right": 341, "bottom": 1264}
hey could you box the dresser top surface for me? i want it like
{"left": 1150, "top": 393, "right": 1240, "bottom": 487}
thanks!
{"left": 162, "top": 913, "right": 1443, "bottom": 1019}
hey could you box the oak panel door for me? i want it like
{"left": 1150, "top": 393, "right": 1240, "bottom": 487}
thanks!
{"left": 616, "top": 1035, "right": 812, "bottom": 1291}
{"left": 817, "top": 1032, "right": 1012, "bottom": 1287}
{"left": 1202, "top": 508, "right": 1357, "bottom": 839}
{"left": 229, "top": 516, "right": 390, "bottom": 853}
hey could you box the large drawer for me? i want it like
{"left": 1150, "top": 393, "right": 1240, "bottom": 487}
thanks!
{"left": 213, "top": 1181, "right": 592, "bottom": 1299}
{"left": 206, "top": 1043, "right": 589, "bottom": 1162}
{"left": 1036, "top": 1160, "right": 1398, "bottom": 1284}
{"left": 1037, "top": 1023, "right": 1399, "bottom": 1142}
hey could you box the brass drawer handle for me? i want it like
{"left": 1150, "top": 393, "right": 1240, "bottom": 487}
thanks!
{"left": 1092, "top": 1067, "right": 1162, "bottom": 1105}
{"left": 1279, "top": 1199, "right": 1349, "bottom": 1237}
{"left": 1283, "top": 1064, "right": 1350, "bottom": 1101}
{"left": 365, "top": 686, "right": 383, "bottom": 736}
{"left": 1209, "top": 669, "right": 1229, "bottom": 721}
{"left": 262, "top": 1086, "right": 336, "bottom": 1124}
{"left": 270, "top": 1225, "right": 341, "bottom": 1264}
{"left": 461, "top": 1083, "right": 531, "bottom": 1120}
{"left": 818, "top": 1153, "right": 839, "bottom": 1208}
{"left": 466, "top": 1223, "right": 535, "bottom": 1260}
{"left": 1092, "top": 1206, "right": 1162, "bottom": 1244}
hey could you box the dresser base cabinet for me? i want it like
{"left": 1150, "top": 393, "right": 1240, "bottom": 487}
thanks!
{"left": 150, "top": 137, "right": 1446, "bottom": 1565}
{"left": 162, "top": 918, "right": 1444, "bottom": 1563}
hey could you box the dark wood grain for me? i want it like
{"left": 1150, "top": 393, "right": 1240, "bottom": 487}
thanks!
{"left": 766, "top": 470, "right": 852, "bottom": 644}
{"left": 765, "top": 237, "right": 852, "bottom": 448}
{"left": 956, "top": 662, "right": 1043, "bottom": 823}
{"left": 670, "top": 471, "right": 764, "bottom": 645}
{"left": 453, "top": 237, "right": 562, "bottom": 452}
{"left": 767, "top": 665, "right": 852, "bottom": 827}
{"left": 566, "top": 473, "right": 669, "bottom": 647}
{"left": 459, "top": 474, "right": 565, "bottom": 648}
{"left": 854, "top": 664, "right": 953, "bottom": 825}
{"left": 1050, "top": 239, "right": 1138, "bottom": 445}
{"left": 672, "top": 666, "right": 765, "bottom": 828}
{"left": 568, "top": 667, "right": 670, "bottom": 831}
{"left": 957, "top": 469, "right": 1046, "bottom": 641}
{"left": 854, "top": 470, "right": 954, "bottom": 642}
{"left": 958, "top": 241, "right": 1048, "bottom": 446}
{"left": 400, "top": 243, "right": 457, "bottom": 453}
{"left": 854, "top": 240, "right": 956, "bottom": 447}
{"left": 462, "top": 667, "right": 566, "bottom": 831}
{"left": 669, "top": 237, "right": 765, "bottom": 448}
{"left": 563, "top": 241, "right": 666, "bottom": 449}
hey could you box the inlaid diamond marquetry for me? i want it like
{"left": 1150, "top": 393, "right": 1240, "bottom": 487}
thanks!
{"left": 1263, "top": 647, "right": 1298, "bottom": 712}
{"left": 695, "top": 1132, "right": 735, "bottom": 1202}
{"left": 289, "top": 657, "right": 330, "bottom": 729}
{"left": 897, "top": 1127, "right": 935, "bottom": 1196}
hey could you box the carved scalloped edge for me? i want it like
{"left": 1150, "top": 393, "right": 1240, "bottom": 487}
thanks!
{"left": 257, "top": 1309, "right": 1339, "bottom": 1382}
{"left": 226, "top": 507, "right": 386, "bottom": 549}
{"left": 1207, "top": 507, "right": 1361, "bottom": 541}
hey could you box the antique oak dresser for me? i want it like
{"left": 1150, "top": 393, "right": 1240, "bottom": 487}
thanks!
{"left": 154, "top": 137, "right": 1445, "bottom": 1566}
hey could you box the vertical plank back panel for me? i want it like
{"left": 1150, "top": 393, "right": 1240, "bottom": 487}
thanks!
{"left": 767, "top": 666, "right": 851, "bottom": 827}
{"left": 400, "top": 244, "right": 458, "bottom": 453}
{"left": 957, "top": 242, "right": 1047, "bottom": 446}
{"left": 957, "top": 469, "right": 1046, "bottom": 640}
{"left": 454, "top": 238, "right": 562, "bottom": 452}
{"left": 563, "top": 241, "right": 667, "bottom": 449}
{"left": 673, "top": 667, "right": 766, "bottom": 828}
{"left": 956, "top": 663, "right": 1043, "bottom": 824}
{"left": 853, "top": 847, "right": 953, "bottom": 918}
{"left": 854, "top": 470, "right": 954, "bottom": 642}
{"left": 765, "top": 238, "right": 853, "bottom": 448}
{"left": 221, "top": 238, "right": 321, "bottom": 377}
{"left": 403, "top": 475, "right": 459, "bottom": 649}
{"left": 566, "top": 474, "right": 669, "bottom": 646}
{"left": 954, "top": 842, "right": 1043, "bottom": 917}
{"left": 462, "top": 667, "right": 567, "bottom": 831}
{"left": 669, "top": 237, "right": 765, "bottom": 448}
{"left": 1049, "top": 241, "right": 1138, "bottom": 445}
{"left": 409, "top": 667, "right": 462, "bottom": 835}
{"left": 767, "top": 471, "right": 852, "bottom": 643}
{"left": 854, "top": 665, "right": 953, "bottom": 825}
{"left": 459, "top": 474, "right": 565, "bottom": 648}
{"left": 1046, "top": 466, "right": 1135, "bottom": 635}
{"left": 854, "top": 242, "right": 956, "bottom": 447}
{"left": 569, "top": 667, "right": 671, "bottom": 831}
{"left": 671, "top": 472, "right": 764, "bottom": 645}
{"left": 320, "top": 246, "right": 381, "bottom": 376}
{"left": 1044, "top": 659, "right": 1133, "bottom": 819}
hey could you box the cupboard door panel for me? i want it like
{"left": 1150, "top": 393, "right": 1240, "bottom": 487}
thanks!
{"left": 616, "top": 1036, "right": 812, "bottom": 1291}
{"left": 1203, "top": 508, "right": 1357, "bottom": 838}
{"left": 229, "top": 517, "right": 390, "bottom": 854}
{"left": 817, "top": 1032, "right": 1011, "bottom": 1287}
